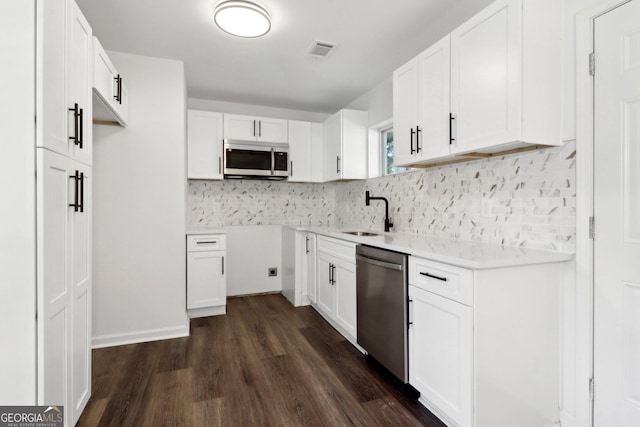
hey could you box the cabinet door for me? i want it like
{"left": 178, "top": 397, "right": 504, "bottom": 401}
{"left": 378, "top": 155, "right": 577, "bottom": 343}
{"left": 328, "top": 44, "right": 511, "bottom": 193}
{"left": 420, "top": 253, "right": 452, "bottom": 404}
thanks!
{"left": 409, "top": 285, "right": 472, "bottom": 427}
{"left": 92, "top": 37, "right": 117, "bottom": 111}
{"left": 37, "top": 0, "right": 68, "bottom": 156}
{"left": 416, "top": 35, "right": 451, "bottom": 161}
{"left": 393, "top": 57, "right": 419, "bottom": 167}
{"left": 310, "top": 123, "right": 324, "bottom": 182}
{"left": 187, "top": 251, "right": 226, "bottom": 309}
{"left": 187, "top": 110, "right": 223, "bottom": 180}
{"left": 306, "top": 234, "right": 317, "bottom": 304}
{"left": 256, "top": 117, "right": 288, "bottom": 143}
{"left": 334, "top": 259, "right": 357, "bottom": 339}
{"left": 450, "top": 0, "right": 521, "bottom": 154}
{"left": 224, "top": 114, "right": 258, "bottom": 140}
{"left": 323, "top": 112, "right": 342, "bottom": 181}
{"left": 36, "top": 149, "right": 73, "bottom": 419}
{"left": 71, "top": 161, "right": 91, "bottom": 423}
{"left": 66, "top": 0, "right": 92, "bottom": 165}
{"left": 288, "top": 121, "right": 312, "bottom": 182}
{"left": 316, "top": 252, "right": 335, "bottom": 316}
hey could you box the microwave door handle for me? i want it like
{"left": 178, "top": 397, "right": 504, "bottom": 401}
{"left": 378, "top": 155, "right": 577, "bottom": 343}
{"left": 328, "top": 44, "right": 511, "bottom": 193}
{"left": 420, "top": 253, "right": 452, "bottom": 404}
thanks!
{"left": 270, "top": 148, "right": 275, "bottom": 176}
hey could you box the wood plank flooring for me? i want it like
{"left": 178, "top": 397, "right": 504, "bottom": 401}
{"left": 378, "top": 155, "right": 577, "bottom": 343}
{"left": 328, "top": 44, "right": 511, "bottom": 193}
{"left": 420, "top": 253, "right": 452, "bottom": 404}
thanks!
{"left": 78, "top": 294, "right": 445, "bottom": 427}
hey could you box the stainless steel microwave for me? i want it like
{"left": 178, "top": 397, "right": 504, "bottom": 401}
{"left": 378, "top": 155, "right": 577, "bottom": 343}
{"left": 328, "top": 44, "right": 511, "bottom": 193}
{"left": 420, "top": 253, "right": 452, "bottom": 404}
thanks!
{"left": 223, "top": 139, "right": 289, "bottom": 179}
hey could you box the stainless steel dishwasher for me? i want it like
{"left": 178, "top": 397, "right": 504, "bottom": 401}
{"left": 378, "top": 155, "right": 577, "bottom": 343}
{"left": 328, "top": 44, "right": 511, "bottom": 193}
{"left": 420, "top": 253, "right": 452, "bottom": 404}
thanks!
{"left": 356, "top": 244, "right": 409, "bottom": 383}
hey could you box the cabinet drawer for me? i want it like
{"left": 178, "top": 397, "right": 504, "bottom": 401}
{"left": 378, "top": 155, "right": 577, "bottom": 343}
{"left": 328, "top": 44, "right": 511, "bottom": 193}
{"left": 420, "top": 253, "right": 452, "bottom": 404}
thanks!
{"left": 409, "top": 257, "right": 473, "bottom": 306}
{"left": 317, "top": 236, "right": 356, "bottom": 263}
{"left": 187, "top": 234, "right": 226, "bottom": 252}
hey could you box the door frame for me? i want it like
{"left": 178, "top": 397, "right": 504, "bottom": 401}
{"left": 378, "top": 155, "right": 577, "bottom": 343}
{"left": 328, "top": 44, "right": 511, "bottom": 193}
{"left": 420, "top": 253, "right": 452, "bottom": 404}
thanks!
{"left": 575, "top": 1, "right": 633, "bottom": 426}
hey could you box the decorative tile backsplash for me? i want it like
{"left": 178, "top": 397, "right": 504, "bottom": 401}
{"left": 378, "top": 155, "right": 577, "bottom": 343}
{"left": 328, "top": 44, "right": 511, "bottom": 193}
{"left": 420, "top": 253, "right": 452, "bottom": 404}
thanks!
{"left": 187, "top": 180, "right": 337, "bottom": 228}
{"left": 188, "top": 141, "right": 576, "bottom": 252}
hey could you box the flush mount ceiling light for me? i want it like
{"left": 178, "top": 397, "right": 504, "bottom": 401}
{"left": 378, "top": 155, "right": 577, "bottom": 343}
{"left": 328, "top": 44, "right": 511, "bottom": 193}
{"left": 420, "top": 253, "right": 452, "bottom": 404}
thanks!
{"left": 214, "top": 1, "right": 271, "bottom": 38}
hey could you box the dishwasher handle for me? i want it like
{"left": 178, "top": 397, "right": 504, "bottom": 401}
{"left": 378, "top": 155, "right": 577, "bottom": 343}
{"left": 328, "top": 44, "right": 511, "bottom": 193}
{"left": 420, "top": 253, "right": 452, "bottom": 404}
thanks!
{"left": 356, "top": 254, "right": 404, "bottom": 271}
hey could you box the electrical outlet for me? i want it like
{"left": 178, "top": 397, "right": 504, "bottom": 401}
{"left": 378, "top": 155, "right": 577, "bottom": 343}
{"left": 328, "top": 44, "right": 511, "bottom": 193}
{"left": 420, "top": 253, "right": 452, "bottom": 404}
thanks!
{"left": 268, "top": 267, "right": 278, "bottom": 277}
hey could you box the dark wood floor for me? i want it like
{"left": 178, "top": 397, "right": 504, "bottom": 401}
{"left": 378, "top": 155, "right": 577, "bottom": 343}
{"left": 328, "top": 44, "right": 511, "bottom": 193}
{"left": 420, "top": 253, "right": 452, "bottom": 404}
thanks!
{"left": 78, "top": 294, "right": 445, "bottom": 426}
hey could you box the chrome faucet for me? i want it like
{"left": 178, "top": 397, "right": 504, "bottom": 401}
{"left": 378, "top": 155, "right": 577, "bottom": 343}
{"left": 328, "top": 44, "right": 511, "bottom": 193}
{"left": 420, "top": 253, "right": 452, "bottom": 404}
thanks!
{"left": 365, "top": 191, "right": 393, "bottom": 232}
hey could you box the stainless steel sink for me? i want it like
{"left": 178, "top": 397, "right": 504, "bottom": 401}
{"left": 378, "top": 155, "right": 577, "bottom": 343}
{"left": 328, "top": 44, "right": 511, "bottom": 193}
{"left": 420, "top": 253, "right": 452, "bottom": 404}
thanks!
{"left": 342, "top": 231, "right": 380, "bottom": 237}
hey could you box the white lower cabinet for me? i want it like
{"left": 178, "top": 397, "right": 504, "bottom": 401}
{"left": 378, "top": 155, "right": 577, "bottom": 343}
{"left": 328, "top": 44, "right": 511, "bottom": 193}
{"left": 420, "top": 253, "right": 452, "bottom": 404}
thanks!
{"left": 187, "top": 234, "right": 226, "bottom": 317}
{"left": 314, "top": 236, "right": 358, "bottom": 344}
{"left": 409, "top": 284, "right": 472, "bottom": 427}
{"left": 408, "top": 256, "right": 564, "bottom": 427}
{"left": 293, "top": 231, "right": 316, "bottom": 306}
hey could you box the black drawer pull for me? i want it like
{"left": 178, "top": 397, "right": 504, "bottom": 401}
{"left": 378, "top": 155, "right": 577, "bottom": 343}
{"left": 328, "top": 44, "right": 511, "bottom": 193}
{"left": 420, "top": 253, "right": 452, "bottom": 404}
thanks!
{"left": 196, "top": 241, "right": 218, "bottom": 245}
{"left": 419, "top": 272, "right": 448, "bottom": 282}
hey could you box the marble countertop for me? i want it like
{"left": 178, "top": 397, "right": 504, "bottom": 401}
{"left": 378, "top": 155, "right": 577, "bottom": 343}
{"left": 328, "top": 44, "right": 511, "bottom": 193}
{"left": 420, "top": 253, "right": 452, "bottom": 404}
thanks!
{"left": 300, "top": 227, "right": 573, "bottom": 270}
{"left": 187, "top": 226, "right": 573, "bottom": 270}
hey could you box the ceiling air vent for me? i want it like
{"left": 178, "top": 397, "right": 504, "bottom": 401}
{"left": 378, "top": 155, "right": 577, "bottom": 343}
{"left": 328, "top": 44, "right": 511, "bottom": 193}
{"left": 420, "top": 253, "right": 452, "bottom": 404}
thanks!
{"left": 306, "top": 41, "right": 336, "bottom": 59}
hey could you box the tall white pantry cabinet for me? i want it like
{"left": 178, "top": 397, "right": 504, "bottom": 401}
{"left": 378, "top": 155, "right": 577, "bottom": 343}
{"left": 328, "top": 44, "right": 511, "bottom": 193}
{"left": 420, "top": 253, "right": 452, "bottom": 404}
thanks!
{"left": 36, "top": 0, "right": 93, "bottom": 425}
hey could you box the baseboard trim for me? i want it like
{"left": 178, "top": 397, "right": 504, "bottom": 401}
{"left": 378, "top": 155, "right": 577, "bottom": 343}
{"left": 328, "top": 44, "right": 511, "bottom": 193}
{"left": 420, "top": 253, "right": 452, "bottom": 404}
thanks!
{"left": 92, "top": 323, "right": 190, "bottom": 349}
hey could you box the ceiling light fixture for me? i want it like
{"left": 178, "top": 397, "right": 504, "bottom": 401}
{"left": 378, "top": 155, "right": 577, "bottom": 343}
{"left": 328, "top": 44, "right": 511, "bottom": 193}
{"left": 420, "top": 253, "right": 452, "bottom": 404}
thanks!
{"left": 214, "top": 1, "right": 271, "bottom": 38}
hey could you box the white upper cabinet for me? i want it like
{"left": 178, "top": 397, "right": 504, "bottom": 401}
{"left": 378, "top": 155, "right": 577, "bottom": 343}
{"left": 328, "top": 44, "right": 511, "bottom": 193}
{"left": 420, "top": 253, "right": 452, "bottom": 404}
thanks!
{"left": 223, "top": 113, "right": 287, "bottom": 143}
{"left": 92, "top": 37, "right": 128, "bottom": 126}
{"left": 394, "top": 35, "right": 451, "bottom": 167}
{"left": 323, "top": 109, "right": 368, "bottom": 181}
{"left": 187, "top": 110, "right": 223, "bottom": 180}
{"left": 450, "top": 0, "right": 562, "bottom": 154}
{"left": 38, "top": 0, "right": 93, "bottom": 165}
{"left": 288, "top": 120, "right": 324, "bottom": 183}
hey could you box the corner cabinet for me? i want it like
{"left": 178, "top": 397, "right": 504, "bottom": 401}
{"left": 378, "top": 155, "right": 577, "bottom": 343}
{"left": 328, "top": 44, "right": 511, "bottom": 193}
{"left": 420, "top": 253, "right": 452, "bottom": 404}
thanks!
{"left": 36, "top": 0, "right": 93, "bottom": 424}
{"left": 187, "top": 110, "right": 224, "bottom": 180}
{"left": 292, "top": 231, "right": 316, "bottom": 306}
{"left": 92, "top": 37, "right": 128, "bottom": 126}
{"left": 314, "top": 236, "right": 358, "bottom": 345}
{"left": 187, "top": 234, "right": 227, "bottom": 317}
{"left": 408, "top": 256, "right": 564, "bottom": 427}
{"left": 223, "top": 113, "right": 288, "bottom": 143}
{"left": 323, "top": 109, "right": 368, "bottom": 181}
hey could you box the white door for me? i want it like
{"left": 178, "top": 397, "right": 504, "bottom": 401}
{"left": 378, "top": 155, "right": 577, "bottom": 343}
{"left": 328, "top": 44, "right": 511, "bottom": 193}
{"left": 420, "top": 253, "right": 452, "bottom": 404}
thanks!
{"left": 409, "top": 285, "right": 472, "bottom": 427}
{"left": 310, "top": 123, "right": 324, "bottom": 182}
{"left": 71, "top": 162, "right": 91, "bottom": 423}
{"left": 37, "top": 149, "right": 73, "bottom": 417}
{"left": 66, "top": 0, "right": 92, "bottom": 165}
{"left": 416, "top": 35, "right": 451, "bottom": 162}
{"left": 288, "top": 120, "right": 312, "bottom": 182}
{"left": 450, "top": 0, "right": 520, "bottom": 154}
{"left": 306, "top": 234, "right": 317, "bottom": 304}
{"left": 256, "top": 117, "right": 288, "bottom": 143}
{"left": 392, "top": 57, "right": 418, "bottom": 167}
{"left": 187, "top": 110, "right": 223, "bottom": 180}
{"left": 323, "top": 112, "right": 342, "bottom": 181}
{"left": 594, "top": 1, "right": 640, "bottom": 425}
{"left": 316, "top": 252, "right": 335, "bottom": 316}
{"left": 334, "top": 259, "right": 357, "bottom": 339}
{"left": 223, "top": 114, "right": 258, "bottom": 140}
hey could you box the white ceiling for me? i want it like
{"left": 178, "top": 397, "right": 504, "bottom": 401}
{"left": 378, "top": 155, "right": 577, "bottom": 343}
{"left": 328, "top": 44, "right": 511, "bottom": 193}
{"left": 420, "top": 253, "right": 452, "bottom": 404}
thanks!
{"left": 75, "top": 0, "right": 494, "bottom": 114}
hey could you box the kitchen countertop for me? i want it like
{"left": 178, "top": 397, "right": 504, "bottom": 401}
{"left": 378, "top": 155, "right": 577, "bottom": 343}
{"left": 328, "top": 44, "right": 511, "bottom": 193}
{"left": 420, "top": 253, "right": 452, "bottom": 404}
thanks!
{"left": 187, "top": 226, "right": 573, "bottom": 270}
{"left": 300, "top": 227, "right": 573, "bottom": 270}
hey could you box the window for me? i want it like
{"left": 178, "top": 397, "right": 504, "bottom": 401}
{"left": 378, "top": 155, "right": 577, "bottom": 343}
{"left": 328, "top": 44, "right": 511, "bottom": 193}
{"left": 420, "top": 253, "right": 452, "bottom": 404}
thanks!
{"left": 381, "top": 125, "right": 410, "bottom": 175}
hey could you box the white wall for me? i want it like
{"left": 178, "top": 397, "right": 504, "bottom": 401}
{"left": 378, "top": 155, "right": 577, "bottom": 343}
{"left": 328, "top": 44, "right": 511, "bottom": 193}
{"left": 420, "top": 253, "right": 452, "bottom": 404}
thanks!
{"left": 188, "top": 98, "right": 330, "bottom": 123}
{"left": 0, "top": 0, "right": 37, "bottom": 404}
{"left": 92, "top": 52, "right": 188, "bottom": 348}
{"left": 345, "top": 76, "right": 393, "bottom": 128}
{"left": 226, "top": 226, "right": 282, "bottom": 296}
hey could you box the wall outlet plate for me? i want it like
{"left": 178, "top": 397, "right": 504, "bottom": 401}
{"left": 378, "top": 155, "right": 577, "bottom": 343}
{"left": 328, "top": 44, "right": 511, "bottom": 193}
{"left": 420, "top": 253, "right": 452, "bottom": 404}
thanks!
{"left": 268, "top": 267, "right": 278, "bottom": 277}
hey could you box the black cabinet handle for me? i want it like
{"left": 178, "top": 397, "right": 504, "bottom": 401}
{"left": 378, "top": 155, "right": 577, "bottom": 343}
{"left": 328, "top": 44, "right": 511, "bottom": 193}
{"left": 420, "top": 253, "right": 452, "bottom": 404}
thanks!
{"left": 78, "top": 108, "right": 84, "bottom": 149}
{"left": 305, "top": 237, "right": 310, "bottom": 254}
{"left": 222, "top": 256, "right": 225, "bottom": 275}
{"left": 336, "top": 156, "right": 341, "bottom": 174}
{"left": 290, "top": 161, "right": 293, "bottom": 177}
{"left": 416, "top": 126, "right": 421, "bottom": 153}
{"left": 69, "top": 103, "right": 80, "bottom": 146}
{"left": 69, "top": 171, "right": 81, "bottom": 212}
{"left": 332, "top": 264, "right": 336, "bottom": 285}
{"left": 79, "top": 171, "right": 84, "bottom": 213}
{"left": 408, "top": 298, "right": 413, "bottom": 327}
{"left": 328, "top": 263, "right": 333, "bottom": 284}
{"left": 114, "top": 74, "right": 122, "bottom": 104}
{"left": 449, "top": 113, "right": 455, "bottom": 145}
{"left": 410, "top": 128, "right": 415, "bottom": 154}
{"left": 253, "top": 120, "right": 256, "bottom": 137}
{"left": 419, "top": 271, "right": 448, "bottom": 282}
{"left": 218, "top": 157, "right": 222, "bottom": 174}
{"left": 258, "top": 120, "right": 262, "bottom": 137}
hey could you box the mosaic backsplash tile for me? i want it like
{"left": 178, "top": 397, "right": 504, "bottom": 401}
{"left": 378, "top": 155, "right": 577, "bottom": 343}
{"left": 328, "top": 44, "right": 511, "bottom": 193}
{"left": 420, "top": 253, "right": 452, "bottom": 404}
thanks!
{"left": 188, "top": 141, "right": 576, "bottom": 252}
